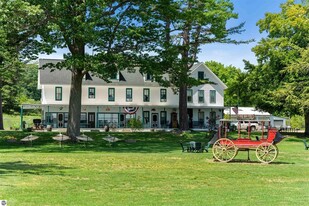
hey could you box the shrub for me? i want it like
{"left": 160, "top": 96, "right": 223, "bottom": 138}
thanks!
{"left": 128, "top": 117, "right": 143, "bottom": 131}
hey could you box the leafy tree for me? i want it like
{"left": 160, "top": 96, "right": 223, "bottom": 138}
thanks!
{"left": 20, "top": 63, "right": 41, "bottom": 102}
{"left": 26, "top": 0, "right": 156, "bottom": 138}
{"left": 0, "top": 0, "right": 43, "bottom": 129}
{"left": 146, "top": 0, "right": 247, "bottom": 130}
{"left": 250, "top": 0, "right": 309, "bottom": 134}
{"left": 205, "top": 61, "right": 252, "bottom": 107}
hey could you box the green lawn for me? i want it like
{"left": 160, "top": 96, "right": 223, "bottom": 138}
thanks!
{"left": 0, "top": 131, "right": 308, "bottom": 206}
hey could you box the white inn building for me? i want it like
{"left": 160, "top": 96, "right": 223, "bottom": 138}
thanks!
{"left": 37, "top": 59, "right": 227, "bottom": 129}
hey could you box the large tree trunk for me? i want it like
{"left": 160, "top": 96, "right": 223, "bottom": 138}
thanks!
{"left": 67, "top": 69, "right": 83, "bottom": 139}
{"left": 179, "top": 84, "right": 188, "bottom": 131}
{"left": 305, "top": 110, "right": 309, "bottom": 135}
{"left": 0, "top": 85, "right": 4, "bottom": 130}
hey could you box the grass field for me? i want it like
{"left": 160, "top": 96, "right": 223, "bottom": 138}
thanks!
{"left": 0, "top": 130, "right": 308, "bottom": 206}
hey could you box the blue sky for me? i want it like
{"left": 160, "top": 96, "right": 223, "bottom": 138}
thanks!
{"left": 199, "top": 0, "right": 288, "bottom": 69}
{"left": 39, "top": 0, "right": 290, "bottom": 69}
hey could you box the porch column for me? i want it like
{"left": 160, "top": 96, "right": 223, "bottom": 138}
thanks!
{"left": 47, "top": 106, "right": 50, "bottom": 125}
{"left": 20, "top": 105, "right": 24, "bottom": 130}
{"left": 118, "top": 107, "right": 121, "bottom": 128}
{"left": 97, "top": 106, "right": 99, "bottom": 128}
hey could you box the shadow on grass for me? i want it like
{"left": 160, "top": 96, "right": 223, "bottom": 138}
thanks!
{"left": 0, "top": 161, "right": 73, "bottom": 176}
{"left": 215, "top": 159, "right": 294, "bottom": 165}
{"left": 0, "top": 131, "right": 209, "bottom": 154}
{"left": 2, "top": 141, "right": 184, "bottom": 154}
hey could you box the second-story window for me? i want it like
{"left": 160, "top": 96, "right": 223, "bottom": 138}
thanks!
{"left": 210, "top": 90, "right": 216, "bottom": 103}
{"left": 143, "top": 88, "right": 150, "bottom": 102}
{"left": 198, "top": 90, "right": 204, "bottom": 103}
{"left": 187, "top": 89, "right": 193, "bottom": 103}
{"left": 108, "top": 88, "right": 115, "bottom": 101}
{"left": 160, "top": 89, "right": 167, "bottom": 102}
{"left": 88, "top": 87, "right": 95, "bottom": 99}
{"left": 55, "top": 87, "right": 62, "bottom": 101}
{"left": 198, "top": 71, "right": 204, "bottom": 80}
{"left": 126, "top": 88, "right": 132, "bottom": 102}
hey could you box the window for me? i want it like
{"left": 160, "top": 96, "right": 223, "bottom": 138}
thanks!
{"left": 143, "top": 88, "right": 150, "bottom": 102}
{"left": 198, "top": 71, "right": 204, "bottom": 80}
{"left": 80, "top": 113, "right": 87, "bottom": 128}
{"left": 55, "top": 87, "right": 62, "bottom": 101}
{"left": 198, "top": 90, "right": 204, "bottom": 103}
{"left": 88, "top": 87, "right": 95, "bottom": 99}
{"left": 126, "top": 88, "right": 132, "bottom": 102}
{"left": 187, "top": 89, "right": 193, "bottom": 103}
{"left": 97, "top": 113, "right": 119, "bottom": 128}
{"left": 145, "top": 73, "right": 153, "bottom": 81}
{"left": 210, "top": 90, "right": 216, "bottom": 103}
{"left": 108, "top": 88, "right": 115, "bottom": 101}
{"left": 160, "top": 89, "right": 167, "bottom": 102}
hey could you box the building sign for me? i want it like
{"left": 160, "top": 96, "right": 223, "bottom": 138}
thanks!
{"left": 22, "top": 104, "right": 42, "bottom": 109}
{"left": 237, "top": 114, "right": 255, "bottom": 120}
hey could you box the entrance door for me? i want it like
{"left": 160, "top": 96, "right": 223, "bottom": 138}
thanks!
{"left": 198, "top": 111, "right": 205, "bottom": 128}
{"left": 119, "top": 114, "right": 125, "bottom": 128}
{"left": 58, "top": 113, "right": 64, "bottom": 128}
{"left": 152, "top": 113, "right": 158, "bottom": 128}
{"left": 171, "top": 112, "right": 178, "bottom": 128}
{"left": 88, "top": 112, "right": 96, "bottom": 128}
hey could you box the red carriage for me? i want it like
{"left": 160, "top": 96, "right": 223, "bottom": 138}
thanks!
{"left": 212, "top": 120, "right": 285, "bottom": 163}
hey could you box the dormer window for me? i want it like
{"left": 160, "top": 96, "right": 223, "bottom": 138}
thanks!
{"left": 198, "top": 71, "right": 204, "bottom": 80}
{"left": 110, "top": 71, "right": 119, "bottom": 80}
{"left": 145, "top": 73, "right": 153, "bottom": 81}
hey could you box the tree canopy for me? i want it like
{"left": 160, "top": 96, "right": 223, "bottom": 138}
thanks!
{"left": 23, "top": 0, "right": 157, "bottom": 138}
{"left": 141, "top": 0, "right": 247, "bottom": 130}
{"left": 248, "top": 0, "right": 309, "bottom": 134}
{"left": 0, "top": 0, "right": 43, "bottom": 129}
{"left": 205, "top": 61, "right": 251, "bottom": 107}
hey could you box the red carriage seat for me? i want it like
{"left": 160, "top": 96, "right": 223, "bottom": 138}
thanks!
{"left": 267, "top": 128, "right": 284, "bottom": 144}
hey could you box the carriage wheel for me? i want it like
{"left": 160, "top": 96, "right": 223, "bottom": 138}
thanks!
{"left": 255, "top": 143, "right": 278, "bottom": 163}
{"left": 212, "top": 138, "right": 237, "bottom": 162}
